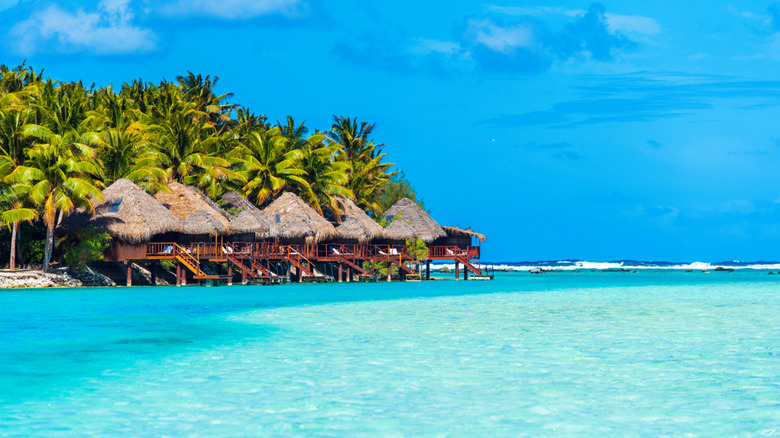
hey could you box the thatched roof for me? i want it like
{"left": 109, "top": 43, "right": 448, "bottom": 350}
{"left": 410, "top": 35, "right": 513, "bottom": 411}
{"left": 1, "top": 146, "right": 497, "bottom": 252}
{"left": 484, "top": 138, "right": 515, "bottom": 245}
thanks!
{"left": 181, "top": 210, "right": 227, "bottom": 235}
{"left": 263, "top": 192, "right": 335, "bottom": 241}
{"left": 383, "top": 218, "right": 416, "bottom": 241}
{"left": 155, "top": 182, "right": 231, "bottom": 236}
{"left": 444, "top": 226, "right": 487, "bottom": 242}
{"left": 220, "top": 190, "right": 257, "bottom": 216}
{"left": 219, "top": 191, "right": 279, "bottom": 239}
{"left": 334, "top": 196, "right": 384, "bottom": 241}
{"left": 383, "top": 198, "right": 446, "bottom": 243}
{"left": 57, "top": 178, "right": 180, "bottom": 243}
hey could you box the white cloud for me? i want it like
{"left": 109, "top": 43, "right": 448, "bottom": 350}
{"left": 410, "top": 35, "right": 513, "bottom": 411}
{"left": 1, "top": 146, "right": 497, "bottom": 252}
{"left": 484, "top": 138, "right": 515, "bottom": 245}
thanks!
{"left": 11, "top": 0, "right": 155, "bottom": 55}
{"left": 467, "top": 18, "right": 534, "bottom": 53}
{"left": 604, "top": 13, "right": 660, "bottom": 35}
{"left": 158, "top": 0, "right": 305, "bottom": 20}
{"left": 487, "top": 5, "right": 660, "bottom": 36}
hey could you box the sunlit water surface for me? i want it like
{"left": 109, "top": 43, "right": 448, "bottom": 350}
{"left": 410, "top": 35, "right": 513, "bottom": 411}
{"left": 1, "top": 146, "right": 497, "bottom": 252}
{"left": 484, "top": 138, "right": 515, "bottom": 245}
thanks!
{"left": 1, "top": 271, "right": 779, "bottom": 436}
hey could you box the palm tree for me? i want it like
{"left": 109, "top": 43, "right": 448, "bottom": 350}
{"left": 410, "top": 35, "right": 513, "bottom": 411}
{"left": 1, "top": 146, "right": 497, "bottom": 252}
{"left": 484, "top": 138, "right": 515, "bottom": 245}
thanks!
{"left": 0, "top": 183, "right": 36, "bottom": 270}
{"left": 327, "top": 116, "right": 394, "bottom": 215}
{"left": 7, "top": 126, "right": 103, "bottom": 272}
{"left": 230, "top": 127, "right": 307, "bottom": 206}
{"left": 86, "top": 92, "right": 166, "bottom": 191}
{"left": 295, "top": 132, "right": 353, "bottom": 217}
{"left": 147, "top": 103, "right": 236, "bottom": 190}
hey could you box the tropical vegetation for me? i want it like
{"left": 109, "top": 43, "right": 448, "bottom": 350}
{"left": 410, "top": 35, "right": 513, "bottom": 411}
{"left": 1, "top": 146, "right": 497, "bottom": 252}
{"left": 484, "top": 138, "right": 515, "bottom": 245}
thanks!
{"left": 0, "top": 63, "right": 423, "bottom": 271}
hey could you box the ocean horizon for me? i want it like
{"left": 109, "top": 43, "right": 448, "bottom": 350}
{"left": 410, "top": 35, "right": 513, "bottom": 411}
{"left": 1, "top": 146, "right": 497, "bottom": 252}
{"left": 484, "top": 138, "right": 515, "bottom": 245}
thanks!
{"left": 431, "top": 259, "right": 780, "bottom": 271}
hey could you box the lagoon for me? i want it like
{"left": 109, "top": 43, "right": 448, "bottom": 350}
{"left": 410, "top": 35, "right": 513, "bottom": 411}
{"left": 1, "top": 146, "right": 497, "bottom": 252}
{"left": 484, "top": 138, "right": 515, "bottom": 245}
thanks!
{"left": 1, "top": 271, "right": 779, "bottom": 435}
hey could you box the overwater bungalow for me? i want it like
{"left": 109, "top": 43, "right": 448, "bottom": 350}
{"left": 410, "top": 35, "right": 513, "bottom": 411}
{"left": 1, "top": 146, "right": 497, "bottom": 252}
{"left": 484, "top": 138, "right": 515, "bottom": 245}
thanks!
{"left": 383, "top": 198, "right": 484, "bottom": 279}
{"left": 58, "top": 184, "right": 489, "bottom": 285}
{"left": 57, "top": 178, "right": 180, "bottom": 262}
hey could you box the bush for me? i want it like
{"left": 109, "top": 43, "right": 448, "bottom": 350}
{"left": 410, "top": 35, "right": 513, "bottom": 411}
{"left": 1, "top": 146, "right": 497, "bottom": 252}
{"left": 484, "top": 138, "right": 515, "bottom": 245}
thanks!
{"left": 63, "top": 226, "right": 111, "bottom": 272}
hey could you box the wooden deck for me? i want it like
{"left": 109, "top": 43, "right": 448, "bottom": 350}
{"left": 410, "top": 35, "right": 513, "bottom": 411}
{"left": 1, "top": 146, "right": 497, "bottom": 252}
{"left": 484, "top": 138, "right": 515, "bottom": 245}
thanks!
{"left": 138, "top": 241, "right": 488, "bottom": 285}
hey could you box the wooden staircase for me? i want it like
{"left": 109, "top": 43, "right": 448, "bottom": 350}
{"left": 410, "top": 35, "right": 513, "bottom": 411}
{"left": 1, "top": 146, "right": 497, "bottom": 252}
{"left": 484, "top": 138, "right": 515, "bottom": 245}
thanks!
{"left": 454, "top": 254, "right": 481, "bottom": 274}
{"left": 390, "top": 259, "right": 415, "bottom": 274}
{"left": 285, "top": 246, "right": 318, "bottom": 277}
{"left": 226, "top": 254, "right": 261, "bottom": 280}
{"left": 173, "top": 244, "right": 218, "bottom": 279}
{"left": 337, "top": 256, "right": 368, "bottom": 276}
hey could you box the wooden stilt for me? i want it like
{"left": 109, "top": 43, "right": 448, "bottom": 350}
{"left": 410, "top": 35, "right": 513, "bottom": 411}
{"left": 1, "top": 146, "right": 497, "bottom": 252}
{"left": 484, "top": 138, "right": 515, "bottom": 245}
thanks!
{"left": 126, "top": 261, "right": 132, "bottom": 287}
{"left": 176, "top": 262, "right": 181, "bottom": 286}
{"left": 455, "top": 261, "right": 460, "bottom": 281}
{"left": 150, "top": 262, "right": 157, "bottom": 286}
{"left": 227, "top": 264, "right": 233, "bottom": 286}
{"left": 387, "top": 265, "right": 392, "bottom": 282}
{"left": 338, "top": 264, "right": 342, "bottom": 283}
{"left": 347, "top": 267, "right": 351, "bottom": 282}
{"left": 426, "top": 261, "right": 431, "bottom": 280}
{"left": 242, "top": 264, "right": 247, "bottom": 284}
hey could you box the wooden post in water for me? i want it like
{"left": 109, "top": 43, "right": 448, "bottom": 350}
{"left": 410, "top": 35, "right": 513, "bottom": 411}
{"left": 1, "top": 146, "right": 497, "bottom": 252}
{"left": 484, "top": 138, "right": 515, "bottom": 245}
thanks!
{"left": 338, "top": 264, "right": 342, "bottom": 283}
{"left": 347, "top": 267, "right": 351, "bottom": 282}
{"left": 426, "top": 261, "right": 431, "bottom": 280}
{"left": 455, "top": 261, "right": 460, "bottom": 281}
{"left": 387, "top": 264, "right": 392, "bottom": 282}
{"left": 176, "top": 262, "right": 181, "bottom": 286}
{"left": 227, "top": 264, "right": 233, "bottom": 286}
{"left": 126, "top": 261, "right": 132, "bottom": 287}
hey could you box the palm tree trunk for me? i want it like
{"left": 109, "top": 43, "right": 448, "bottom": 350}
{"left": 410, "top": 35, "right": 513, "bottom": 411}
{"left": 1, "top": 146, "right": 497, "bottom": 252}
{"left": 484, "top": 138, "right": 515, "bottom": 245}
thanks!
{"left": 9, "top": 222, "right": 17, "bottom": 270}
{"left": 43, "top": 222, "right": 53, "bottom": 273}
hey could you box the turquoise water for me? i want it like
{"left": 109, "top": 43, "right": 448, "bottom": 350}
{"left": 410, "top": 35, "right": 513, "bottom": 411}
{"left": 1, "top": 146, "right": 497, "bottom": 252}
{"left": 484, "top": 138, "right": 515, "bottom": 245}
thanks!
{"left": 1, "top": 271, "right": 779, "bottom": 436}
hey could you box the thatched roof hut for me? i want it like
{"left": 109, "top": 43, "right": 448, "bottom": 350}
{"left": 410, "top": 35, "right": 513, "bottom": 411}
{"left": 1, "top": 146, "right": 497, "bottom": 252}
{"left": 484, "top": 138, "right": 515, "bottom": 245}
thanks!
{"left": 443, "top": 226, "right": 487, "bottom": 242}
{"left": 383, "top": 198, "right": 446, "bottom": 243}
{"left": 383, "top": 218, "right": 416, "bottom": 241}
{"left": 155, "top": 182, "right": 231, "bottom": 236}
{"left": 334, "top": 196, "right": 384, "bottom": 242}
{"left": 263, "top": 192, "right": 336, "bottom": 242}
{"left": 219, "top": 190, "right": 279, "bottom": 239}
{"left": 57, "top": 178, "right": 180, "bottom": 243}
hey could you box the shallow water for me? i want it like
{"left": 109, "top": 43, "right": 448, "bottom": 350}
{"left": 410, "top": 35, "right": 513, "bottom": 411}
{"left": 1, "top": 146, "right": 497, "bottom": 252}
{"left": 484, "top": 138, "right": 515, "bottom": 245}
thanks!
{"left": 1, "top": 271, "right": 779, "bottom": 436}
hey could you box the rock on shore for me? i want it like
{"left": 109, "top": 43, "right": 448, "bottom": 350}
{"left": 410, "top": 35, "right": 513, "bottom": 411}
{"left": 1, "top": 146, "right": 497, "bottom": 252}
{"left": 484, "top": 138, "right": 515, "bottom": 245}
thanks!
{"left": 0, "top": 270, "right": 82, "bottom": 288}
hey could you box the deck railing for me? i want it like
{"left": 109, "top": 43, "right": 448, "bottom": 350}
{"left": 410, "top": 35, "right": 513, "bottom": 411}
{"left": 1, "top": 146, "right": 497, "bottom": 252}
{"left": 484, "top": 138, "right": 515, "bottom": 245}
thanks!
{"left": 148, "top": 241, "right": 482, "bottom": 263}
{"left": 315, "top": 243, "right": 363, "bottom": 259}
{"left": 428, "top": 245, "right": 480, "bottom": 259}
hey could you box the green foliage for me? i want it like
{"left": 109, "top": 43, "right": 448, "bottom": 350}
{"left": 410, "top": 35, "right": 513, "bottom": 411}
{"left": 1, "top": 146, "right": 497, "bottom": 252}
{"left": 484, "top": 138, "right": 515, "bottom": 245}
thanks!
{"left": 406, "top": 237, "right": 428, "bottom": 262}
{"left": 63, "top": 226, "right": 111, "bottom": 272}
{"left": 376, "top": 171, "right": 427, "bottom": 214}
{"left": 1, "top": 63, "right": 410, "bottom": 272}
{"left": 24, "top": 239, "right": 45, "bottom": 265}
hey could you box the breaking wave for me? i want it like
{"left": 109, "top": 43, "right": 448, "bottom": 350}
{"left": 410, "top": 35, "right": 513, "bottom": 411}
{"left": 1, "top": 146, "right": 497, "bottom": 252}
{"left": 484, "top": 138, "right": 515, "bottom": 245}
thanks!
{"left": 431, "top": 260, "right": 780, "bottom": 272}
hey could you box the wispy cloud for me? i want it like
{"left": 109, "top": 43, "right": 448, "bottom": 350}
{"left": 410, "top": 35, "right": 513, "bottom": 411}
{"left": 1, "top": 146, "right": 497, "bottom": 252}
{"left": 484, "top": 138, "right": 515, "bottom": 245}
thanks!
{"left": 157, "top": 0, "right": 307, "bottom": 20}
{"left": 10, "top": 0, "right": 155, "bottom": 55}
{"left": 483, "top": 72, "right": 780, "bottom": 129}
{"left": 335, "top": 3, "right": 656, "bottom": 76}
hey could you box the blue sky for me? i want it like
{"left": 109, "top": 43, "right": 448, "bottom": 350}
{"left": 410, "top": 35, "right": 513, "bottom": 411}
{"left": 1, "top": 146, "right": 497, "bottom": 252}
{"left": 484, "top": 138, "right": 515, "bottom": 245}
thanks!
{"left": 2, "top": 0, "right": 780, "bottom": 262}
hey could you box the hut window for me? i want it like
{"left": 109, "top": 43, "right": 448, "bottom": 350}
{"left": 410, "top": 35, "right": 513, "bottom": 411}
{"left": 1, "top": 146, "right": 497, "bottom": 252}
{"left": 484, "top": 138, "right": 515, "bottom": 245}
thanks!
{"left": 108, "top": 198, "right": 122, "bottom": 213}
